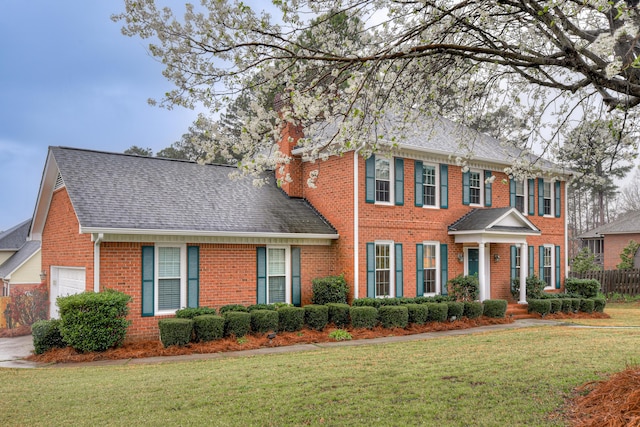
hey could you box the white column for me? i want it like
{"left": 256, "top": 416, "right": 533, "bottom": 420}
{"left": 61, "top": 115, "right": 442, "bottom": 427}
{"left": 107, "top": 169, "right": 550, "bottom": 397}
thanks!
{"left": 519, "top": 243, "right": 528, "bottom": 304}
{"left": 478, "top": 243, "right": 486, "bottom": 301}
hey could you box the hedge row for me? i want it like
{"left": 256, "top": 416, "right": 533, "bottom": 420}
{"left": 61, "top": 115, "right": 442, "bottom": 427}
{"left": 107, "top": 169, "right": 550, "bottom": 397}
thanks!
{"left": 527, "top": 297, "right": 606, "bottom": 316}
{"left": 159, "top": 300, "right": 506, "bottom": 347}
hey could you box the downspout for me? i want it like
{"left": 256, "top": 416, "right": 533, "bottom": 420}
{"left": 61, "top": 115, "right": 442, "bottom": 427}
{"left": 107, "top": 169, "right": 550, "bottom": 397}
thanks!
{"left": 353, "top": 150, "right": 359, "bottom": 299}
{"left": 564, "top": 181, "right": 569, "bottom": 286}
{"left": 93, "top": 233, "right": 103, "bottom": 293}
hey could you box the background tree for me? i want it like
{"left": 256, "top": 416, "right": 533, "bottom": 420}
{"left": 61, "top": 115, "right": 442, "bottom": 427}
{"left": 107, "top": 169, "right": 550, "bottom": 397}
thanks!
{"left": 617, "top": 240, "right": 640, "bottom": 269}
{"left": 113, "top": 1, "right": 640, "bottom": 180}
{"left": 124, "top": 145, "right": 153, "bottom": 156}
{"left": 619, "top": 168, "right": 640, "bottom": 214}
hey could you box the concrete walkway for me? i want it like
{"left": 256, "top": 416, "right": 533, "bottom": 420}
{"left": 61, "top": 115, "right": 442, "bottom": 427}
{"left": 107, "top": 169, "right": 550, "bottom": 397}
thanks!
{"left": 0, "top": 318, "right": 563, "bottom": 369}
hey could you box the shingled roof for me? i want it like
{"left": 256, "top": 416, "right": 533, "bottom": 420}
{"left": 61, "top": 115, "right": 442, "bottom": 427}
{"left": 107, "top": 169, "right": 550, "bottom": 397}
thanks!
{"left": 47, "top": 147, "right": 337, "bottom": 238}
{"left": 0, "top": 219, "right": 31, "bottom": 250}
{"left": 578, "top": 211, "right": 640, "bottom": 239}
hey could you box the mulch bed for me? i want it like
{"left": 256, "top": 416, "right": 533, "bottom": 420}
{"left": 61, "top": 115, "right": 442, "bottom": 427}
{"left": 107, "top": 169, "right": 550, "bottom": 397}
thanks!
{"left": 0, "top": 325, "right": 30, "bottom": 338}
{"left": 26, "top": 317, "right": 513, "bottom": 364}
{"left": 566, "top": 367, "right": 640, "bottom": 427}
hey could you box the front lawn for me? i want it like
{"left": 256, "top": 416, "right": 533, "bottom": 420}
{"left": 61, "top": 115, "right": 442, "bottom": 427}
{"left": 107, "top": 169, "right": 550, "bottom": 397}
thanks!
{"left": 1, "top": 306, "right": 639, "bottom": 426}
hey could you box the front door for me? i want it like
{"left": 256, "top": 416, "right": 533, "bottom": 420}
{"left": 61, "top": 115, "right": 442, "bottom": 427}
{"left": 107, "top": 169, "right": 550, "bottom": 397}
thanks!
{"left": 467, "top": 248, "right": 479, "bottom": 276}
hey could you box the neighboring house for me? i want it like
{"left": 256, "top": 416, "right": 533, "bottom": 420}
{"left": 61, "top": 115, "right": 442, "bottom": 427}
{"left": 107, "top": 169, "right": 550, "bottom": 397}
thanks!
{"left": 31, "top": 117, "right": 570, "bottom": 341}
{"left": 577, "top": 211, "right": 640, "bottom": 270}
{"left": 0, "top": 219, "right": 42, "bottom": 297}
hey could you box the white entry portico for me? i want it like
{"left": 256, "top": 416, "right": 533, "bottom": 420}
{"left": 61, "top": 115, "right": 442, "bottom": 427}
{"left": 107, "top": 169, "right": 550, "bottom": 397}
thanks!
{"left": 448, "top": 207, "right": 540, "bottom": 303}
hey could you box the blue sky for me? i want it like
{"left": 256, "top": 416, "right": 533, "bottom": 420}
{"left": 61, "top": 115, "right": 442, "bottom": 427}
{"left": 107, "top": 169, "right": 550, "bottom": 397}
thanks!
{"left": 0, "top": 1, "right": 198, "bottom": 231}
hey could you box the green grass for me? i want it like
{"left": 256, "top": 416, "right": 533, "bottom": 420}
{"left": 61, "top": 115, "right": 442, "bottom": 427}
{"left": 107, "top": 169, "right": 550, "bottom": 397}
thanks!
{"left": 561, "top": 302, "right": 640, "bottom": 327}
{"left": 1, "top": 306, "right": 639, "bottom": 426}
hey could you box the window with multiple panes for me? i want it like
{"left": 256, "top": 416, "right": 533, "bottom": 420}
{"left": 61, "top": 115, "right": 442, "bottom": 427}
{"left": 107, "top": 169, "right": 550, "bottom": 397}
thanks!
{"left": 375, "top": 243, "right": 392, "bottom": 297}
{"left": 515, "top": 181, "right": 525, "bottom": 214}
{"left": 513, "top": 246, "right": 521, "bottom": 279}
{"left": 423, "top": 242, "right": 439, "bottom": 294}
{"left": 543, "top": 245, "right": 553, "bottom": 287}
{"left": 469, "top": 170, "right": 481, "bottom": 205}
{"left": 375, "top": 158, "right": 391, "bottom": 203}
{"left": 267, "top": 248, "right": 287, "bottom": 303}
{"left": 157, "top": 246, "right": 184, "bottom": 312}
{"left": 543, "top": 181, "right": 552, "bottom": 216}
{"left": 423, "top": 165, "right": 437, "bottom": 207}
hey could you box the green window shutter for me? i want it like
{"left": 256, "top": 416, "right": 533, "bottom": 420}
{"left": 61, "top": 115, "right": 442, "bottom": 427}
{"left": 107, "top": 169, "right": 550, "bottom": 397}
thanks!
{"left": 440, "top": 243, "right": 448, "bottom": 295}
{"left": 510, "top": 245, "right": 517, "bottom": 280}
{"left": 539, "top": 246, "right": 544, "bottom": 279}
{"left": 395, "top": 158, "right": 404, "bottom": 206}
{"left": 555, "top": 181, "right": 561, "bottom": 218}
{"left": 528, "top": 245, "right": 535, "bottom": 277}
{"left": 256, "top": 247, "right": 267, "bottom": 304}
{"left": 440, "top": 164, "right": 448, "bottom": 209}
{"left": 291, "top": 247, "right": 301, "bottom": 306}
{"left": 365, "top": 155, "right": 376, "bottom": 203}
{"left": 555, "top": 245, "right": 561, "bottom": 289}
{"left": 414, "top": 160, "right": 424, "bottom": 207}
{"left": 538, "top": 179, "right": 544, "bottom": 216}
{"left": 395, "top": 244, "right": 403, "bottom": 297}
{"left": 528, "top": 179, "right": 535, "bottom": 215}
{"left": 366, "top": 243, "right": 376, "bottom": 298}
{"left": 484, "top": 170, "right": 492, "bottom": 207}
{"left": 141, "top": 246, "right": 155, "bottom": 317}
{"left": 462, "top": 170, "right": 470, "bottom": 205}
{"left": 187, "top": 246, "right": 199, "bottom": 308}
{"left": 416, "top": 244, "right": 424, "bottom": 296}
{"left": 509, "top": 180, "right": 516, "bottom": 208}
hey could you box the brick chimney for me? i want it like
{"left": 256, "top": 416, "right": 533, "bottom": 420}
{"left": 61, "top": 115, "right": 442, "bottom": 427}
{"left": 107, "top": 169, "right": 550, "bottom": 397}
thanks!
{"left": 274, "top": 92, "right": 303, "bottom": 198}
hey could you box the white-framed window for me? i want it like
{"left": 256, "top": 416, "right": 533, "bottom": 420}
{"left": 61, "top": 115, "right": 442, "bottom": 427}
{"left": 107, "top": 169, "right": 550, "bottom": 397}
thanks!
{"left": 515, "top": 180, "right": 526, "bottom": 214}
{"left": 514, "top": 246, "right": 521, "bottom": 279}
{"left": 155, "top": 244, "right": 187, "bottom": 314}
{"left": 267, "top": 246, "right": 291, "bottom": 304}
{"left": 375, "top": 241, "right": 394, "bottom": 297}
{"left": 423, "top": 241, "right": 440, "bottom": 295}
{"left": 542, "top": 180, "right": 554, "bottom": 216}
{"left": 543, "top": 245, "right": 554, "bottom": 289}
{"left": 375, "top": 157, "right": 393, "bottom": 204}
{"left": 422, "top": 164, "right": 438, "bottom": 208}
{"left": 469, "top": 170, "right": 482, "bottom": 206}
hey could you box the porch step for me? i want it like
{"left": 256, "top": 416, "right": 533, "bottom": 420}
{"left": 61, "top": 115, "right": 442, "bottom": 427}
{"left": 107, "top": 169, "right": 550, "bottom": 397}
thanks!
{"left": 506, "top": 303, "right": 537, "bottom": 320}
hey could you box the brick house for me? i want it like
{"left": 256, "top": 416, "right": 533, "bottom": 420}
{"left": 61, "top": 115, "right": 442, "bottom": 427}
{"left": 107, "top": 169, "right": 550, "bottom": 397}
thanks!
{"left": 0, "top": 219, "right": 41, "bottom": 297}
{"left": 577, "top": 211, "right": 640, "bottom": 269}
{"left": 31, "top": 117, "right": 569, "bottom": 341}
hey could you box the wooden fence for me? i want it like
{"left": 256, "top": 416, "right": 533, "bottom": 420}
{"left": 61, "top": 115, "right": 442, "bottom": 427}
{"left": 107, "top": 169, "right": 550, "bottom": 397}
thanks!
{"left": 569, "top": 269, "right": 640, "bottom": 296}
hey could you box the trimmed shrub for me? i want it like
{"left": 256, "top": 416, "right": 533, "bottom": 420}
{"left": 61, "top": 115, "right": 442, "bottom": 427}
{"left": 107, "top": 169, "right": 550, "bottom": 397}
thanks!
{"left": 219, "top": 304, "right": 248, "bottom": 314}
{"left": 565, "top": 278, "right": 601, "bottom": 299}
{"left": 159, "top": 318, "right": 193, "bottom": 348}
{"left": 378, "top": 306, "right": 409, "bottom": 328}
{"left": 561, "top": 299, "right": 573, "bottom": 313}
{"left": 425, "top": 302, "right": 448, "bottom": 322}
{"left": 549, "top": 299, "right": 563, "bottom": 314}
{"left": 352, "top": 298, "right": 381, "bottom": 308}
{"left": 250, "top": 309, "right": 279, "bottom": 333}
{"left": 31, "top": 319, "right": 66, "bottom": 355}
{"left": 593, "top": 297, "right": 606, "bottom": 313}
{"left": 311, "top": 274, "right": 349, "bottom": 305}
{"left": 483, "top": 299, "right": 507, "bottom": 318}
{"left": 193, "top": 315, "right": 224, "bottom": 342}
{"left": 175, "top": 307, "right": 217, "bottom": 319}
{"left": 247, "top": 304, "right": 276, "bottom": 312}
{"left": 304, "top": 305, "right": 329, "bottom": 331}
{"left": 57, "top": 290, "right": 131, "bottom": 353}
{"left": 570, "top": 298, "right": 582, "bottom": 312}
{"left": 378, "top": 298, "right": 401, "bottom": 306}
{"left": 511, "top": 275, "right": 547, "bottom": 300}
{"left": 223, "top": 311, "right": 251, "bottom": 337}
{"left": 580, "top": 299, "right": 595, "bottom": 313}
{"left": 350, "top": 306, "right": 378, "bottom": 329}
{"left": 326, "top": 303, "right": 350, "bottom": 328}
{"left": 448, "top": 274, "right": 479, "bottom": 302}
{"left": 406, "top": 304, "right": 429, "bottom": 325}
{"left": 463, "top": 301, "right": 484, "bottom": 319}
{"left": 446, "top": 301, "right": 464, "bottom": 320}
{"left": 527, "top": 299, "right": 551, "bottom": 316}
{"left": 278, "top": 306, "right": 305, "bottom": 332}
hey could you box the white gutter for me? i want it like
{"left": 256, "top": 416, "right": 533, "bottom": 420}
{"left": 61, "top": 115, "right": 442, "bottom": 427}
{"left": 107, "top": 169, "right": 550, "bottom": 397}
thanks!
{"left": 353, "top": 150, "right": 359, "bottom": 300}
{"left": 81, "top": 228, "right": 339, "bottom": 240}
{"left": 564, "top": 181, "right": 569, "bottom": 280}
{"left": 93, "top": 233, "right": 103, "bottom": 293}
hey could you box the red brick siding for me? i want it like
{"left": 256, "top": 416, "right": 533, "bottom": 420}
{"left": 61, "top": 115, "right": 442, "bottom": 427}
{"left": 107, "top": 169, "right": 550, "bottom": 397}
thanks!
{"left": 603, "top": 233, "right": 640, "bottom": 270}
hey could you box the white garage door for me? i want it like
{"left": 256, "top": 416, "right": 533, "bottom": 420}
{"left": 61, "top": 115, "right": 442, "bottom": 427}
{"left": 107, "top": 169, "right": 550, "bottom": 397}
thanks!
{"left": 50, "top": 267, "right": 86, "bottom": 318}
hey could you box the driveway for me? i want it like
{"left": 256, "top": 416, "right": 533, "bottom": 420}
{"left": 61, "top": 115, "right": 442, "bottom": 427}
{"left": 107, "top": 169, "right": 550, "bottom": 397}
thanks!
{"left": 0, "top": 335, "right": 37, "bottom": 368}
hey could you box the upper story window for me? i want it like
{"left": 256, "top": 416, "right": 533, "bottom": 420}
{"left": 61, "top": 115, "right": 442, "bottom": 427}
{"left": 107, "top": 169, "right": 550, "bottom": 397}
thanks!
{"left": 375, "top": 157, "right": 391, "bottom": 203}
{"left": 463, "top": 169, "right": 491, "bottom": 207}
{"left": 515, "top": 181, "right": 525, "bottom": 213}
{"left": 423, "top": 165, "right": 437, "bottom": 207}
{"left": 543, "top": 181, "right": 552, "bottom": 216}
{"left": 469, "top": 171, "right": 481, "bottom": 205}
